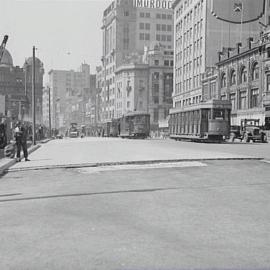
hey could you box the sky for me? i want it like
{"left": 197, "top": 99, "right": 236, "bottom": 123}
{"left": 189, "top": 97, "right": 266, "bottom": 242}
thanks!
{"left": 0, "top": 0, "right": 111, "bottom": 82}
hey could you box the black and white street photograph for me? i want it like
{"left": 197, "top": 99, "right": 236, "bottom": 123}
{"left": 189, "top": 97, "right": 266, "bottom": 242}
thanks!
{"left": 0, "top": 0, "right": 270, "bottom": 269}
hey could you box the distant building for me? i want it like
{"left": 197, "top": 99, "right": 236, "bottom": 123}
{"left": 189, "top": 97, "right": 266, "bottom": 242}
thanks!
{"left": 115, "top": 44, "right": 173, "bottom": 129}
{"left": 95, "top": 66, "right": 103, "bottom": 124}
{"left": 101, "top": 0, "right": 174, "bottom": 122}
{"left": 42, "top": 86, "right": 51, "bottom": 128}
{"left": 23, "top": 57, "right": 44, "bottom": 124}
{"left": 48, "top": 63, "right": 90, "bottom": 130}
{"left": 0, "top": 49, "right": 28, "bottom": 122}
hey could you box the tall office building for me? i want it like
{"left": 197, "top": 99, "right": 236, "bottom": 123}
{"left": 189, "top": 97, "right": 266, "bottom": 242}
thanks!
{"left": 101, "top": 0, "right": 174, "bottom": 122}
{"left": 172, "top": 0, "right": 266, "bottom": 111}
{"left": 48, "top": 63, "right": 90, "bottom": 130}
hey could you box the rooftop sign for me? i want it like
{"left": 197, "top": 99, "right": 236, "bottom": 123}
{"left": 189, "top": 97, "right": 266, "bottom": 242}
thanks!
{"left": 211, "top": 0, "right": 265, "bottom": 24}
{"left": 133, "top": 0, "right": 173, "bottom": 9}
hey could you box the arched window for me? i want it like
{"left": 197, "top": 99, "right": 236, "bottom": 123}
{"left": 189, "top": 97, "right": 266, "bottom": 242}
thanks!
{"left": 230, "top": 70, "right": 236, "bottom": 86}
{"left": 252, "top": 62, "right": 259, "bottom": 81}
{"left": 221, "top": 73, "right": 226, "bottom": 88}
{"left": 240, "top": 67, "right": 247, "bottom": 83}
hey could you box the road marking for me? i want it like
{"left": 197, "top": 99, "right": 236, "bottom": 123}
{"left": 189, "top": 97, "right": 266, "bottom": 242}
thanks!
{"left": 261, "top": 160, "right": 270, "bottom": 164}
{"left": 77, "top": 161, "right": 207, "bottom": 174}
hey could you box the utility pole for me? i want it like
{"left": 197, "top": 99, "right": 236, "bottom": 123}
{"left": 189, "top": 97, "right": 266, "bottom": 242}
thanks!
{"left": 32, "top": 46, "right": 36, "bottom": 145}
{"left": 48, "top": 87, "right": 52, "bottom": 137}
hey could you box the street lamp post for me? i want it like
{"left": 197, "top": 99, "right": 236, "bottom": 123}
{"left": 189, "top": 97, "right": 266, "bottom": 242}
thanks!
{"left": 32, "top": 46, "right": 36, "bottom": 145}
{"left": 48, "top": 87, "right": 52, "bottom": 137}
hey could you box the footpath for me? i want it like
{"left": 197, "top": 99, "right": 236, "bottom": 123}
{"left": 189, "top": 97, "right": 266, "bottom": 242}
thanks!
{"left": 0, "top": 139, "right": 51, "bottom": 174}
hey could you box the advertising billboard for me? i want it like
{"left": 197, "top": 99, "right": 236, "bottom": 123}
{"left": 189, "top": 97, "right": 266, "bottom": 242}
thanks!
{"left": 211, "top": 0, "right": 265, "bottom": 24}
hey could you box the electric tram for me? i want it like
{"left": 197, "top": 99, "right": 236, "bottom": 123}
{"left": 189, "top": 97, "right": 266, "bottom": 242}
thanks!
{"left": 169, "top": 100, "right": 231, "bottom": 142}
{"left": 102, "top": 119, "right": 120, "bottom": 137}
{"left": 120, "top": 111, "right": 150, "bottom": 139}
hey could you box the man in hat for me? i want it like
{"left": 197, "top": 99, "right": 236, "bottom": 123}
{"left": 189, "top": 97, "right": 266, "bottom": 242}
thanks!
{"left": 14, "top": 121, "right": 30, "bottom": 162}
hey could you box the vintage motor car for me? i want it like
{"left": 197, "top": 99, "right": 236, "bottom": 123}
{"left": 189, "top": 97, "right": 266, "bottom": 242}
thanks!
{"left": 230, "top": 119, "right": 267, "bottom": 143}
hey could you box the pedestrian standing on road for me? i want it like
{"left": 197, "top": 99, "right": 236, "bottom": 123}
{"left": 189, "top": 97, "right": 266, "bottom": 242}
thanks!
{"left": 14, "top": 121, "right": 30, "bottom": 162}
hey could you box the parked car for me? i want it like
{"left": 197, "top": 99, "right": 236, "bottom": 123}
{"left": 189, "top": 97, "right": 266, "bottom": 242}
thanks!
{"left": 230, "top": 119, "right": 267, "bottom": 143}
{"left": 242, "top": 126, "right": 267, "bottom": 143}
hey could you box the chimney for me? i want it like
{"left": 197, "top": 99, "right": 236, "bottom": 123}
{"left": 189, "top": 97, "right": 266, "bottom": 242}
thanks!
{"left": 237, "top": 42, "right": 242, "bottom": 54}
{"left": 247, "top": 37, "right": 254, "bottom": 50}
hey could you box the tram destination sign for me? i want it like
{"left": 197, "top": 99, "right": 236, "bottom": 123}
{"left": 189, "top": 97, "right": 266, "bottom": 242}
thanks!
{"left": 133, "top": 0, "right": 173, "bottom": 9}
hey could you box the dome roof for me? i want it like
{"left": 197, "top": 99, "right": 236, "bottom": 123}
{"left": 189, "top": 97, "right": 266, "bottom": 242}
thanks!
{"left": 0, "top": 49, "right": 13, "bottom": 67}
{"left": 25, "top": 57, "right": 43, "bottom": 66}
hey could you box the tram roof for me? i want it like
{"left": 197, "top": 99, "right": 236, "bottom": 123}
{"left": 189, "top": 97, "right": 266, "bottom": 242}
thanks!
{"left": 170, "top": 99, "right": 232, "bottom": 114}
{"left": 124, "top": 111, "right": 150, "bottom": 117}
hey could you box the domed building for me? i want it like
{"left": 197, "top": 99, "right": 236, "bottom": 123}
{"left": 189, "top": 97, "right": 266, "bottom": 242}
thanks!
{"left": 0, "top": 49, "right": 13, "bottom": 68}
{"left": 0, "top": 49, "right": 27, "bottom": 123}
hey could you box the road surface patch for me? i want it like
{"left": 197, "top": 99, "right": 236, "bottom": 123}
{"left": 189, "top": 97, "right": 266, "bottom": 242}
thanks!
{"left": 77, "top": 161, "right": 207, "bottom": 174}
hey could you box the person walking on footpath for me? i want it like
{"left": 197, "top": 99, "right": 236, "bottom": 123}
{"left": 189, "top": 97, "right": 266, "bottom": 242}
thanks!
{"left": 14, "top": 121, "right": 30, "bottom": 162}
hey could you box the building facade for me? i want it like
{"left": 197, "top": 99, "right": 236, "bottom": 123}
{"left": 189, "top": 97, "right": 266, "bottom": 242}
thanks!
{"left": 0, "top": 49, "right": 44, "bottom": 124}
{"left": 101, "top": 0, "right": 174, "bottom": 123}
{"left": 216, "top": 30, "right": 270, "bottom": 129}
{"left": 172, "top": 0, "right": 266, "bottom": 113}
{"left": 23, "top": 57, "right": 44, "bottom": 124}
{"left": 115, "top": 44, "right": 173, "bottom": 129}
{"left": 48, "top": 63, "right": 90, "bottom": 130}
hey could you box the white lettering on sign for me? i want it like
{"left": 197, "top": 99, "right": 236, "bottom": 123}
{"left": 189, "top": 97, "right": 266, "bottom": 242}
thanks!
{"left": 133, "top": 0, "right": 173, "bottom": 9}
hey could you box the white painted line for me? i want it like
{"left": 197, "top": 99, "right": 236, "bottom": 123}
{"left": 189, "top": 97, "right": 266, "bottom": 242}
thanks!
{"left": 77, "top": 161, "right": 207, "bottom": 174}
{"left": 261, "top": 160, "right": 270, "bottom": 164}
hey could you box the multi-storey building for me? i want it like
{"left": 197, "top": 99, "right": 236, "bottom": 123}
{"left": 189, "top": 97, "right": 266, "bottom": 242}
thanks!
{"left": 215, "top": 30, "right": 270, "bottom": 129}
{"left": 48, "top": 63, "right": 90, "bottom": 130}
{"left": 24, "top": 57, "right": 44, "bottom": 124}
{"left": 172, "top": 0, "right": 266, "bottom": 112}
{"left": 0, "top": 49, "right": 44, "bottom": 124}
{"left": 115, "top": 44, "right": 173, "bottom": 129}
{"left": 101, "top": 0, "right": 174, "bottom": 123}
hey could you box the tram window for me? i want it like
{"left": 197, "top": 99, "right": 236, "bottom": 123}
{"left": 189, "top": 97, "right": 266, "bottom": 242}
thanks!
{"left": 213, "top": 109, "right": 225, "bottom": 120}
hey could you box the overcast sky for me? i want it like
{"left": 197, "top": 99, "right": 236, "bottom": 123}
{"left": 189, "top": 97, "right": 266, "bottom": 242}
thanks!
{"left": 0, "top": 0, "right": 111, "bottom": 81}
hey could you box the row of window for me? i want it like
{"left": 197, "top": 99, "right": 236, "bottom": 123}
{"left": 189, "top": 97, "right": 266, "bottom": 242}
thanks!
{"left": 175, "top": 39, "right": 203, "bottom": 65}
{"left": 156, "top": 13, "right": 173, "bottom": 20}
{"left": 139, "top": 23, "right": 173, "bottom": 32}
{"left": 175, "top": 56, "right": 203, "bottom": 80}
{"left": 156, "top": 34, "right": 172, "bottom": 42}
{"left": 156, "top": 24, "right": 172, "bottom": 32}
{"left": 224, "top": 89, "right": 260, "bottom": 110}
{"left": 175, "top": 74, "right": 202, "bottom": 94}
{"left": 175, "top": 20, "right": 203, "bottom": 50}
{"left": 220, "top": 63, "right": 259, "bottom": 88}
{"left": 175, "top": 0, "right": 204, "bottom": 20}
{"left": 174, "top": 95, "right": 202, "bottom": 108}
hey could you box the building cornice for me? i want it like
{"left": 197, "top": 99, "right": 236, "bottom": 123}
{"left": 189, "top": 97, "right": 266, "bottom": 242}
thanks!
{"left": 216, "top": 46, "right": 260, "bottom": 66}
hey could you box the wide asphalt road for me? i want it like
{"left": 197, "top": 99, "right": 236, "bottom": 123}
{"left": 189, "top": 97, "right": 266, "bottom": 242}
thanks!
{"left": 0, "top": 138, "right": 270, "bottom": 269}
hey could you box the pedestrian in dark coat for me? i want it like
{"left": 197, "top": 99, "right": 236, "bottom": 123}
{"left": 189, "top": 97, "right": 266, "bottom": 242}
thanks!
{"left": 14, "top": 122, "right": 30, "bottom": 162}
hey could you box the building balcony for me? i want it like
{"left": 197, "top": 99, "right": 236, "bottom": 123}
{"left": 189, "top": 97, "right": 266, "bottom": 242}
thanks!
{"left": 263, "top": 92, "right": 270, "bottom": 106}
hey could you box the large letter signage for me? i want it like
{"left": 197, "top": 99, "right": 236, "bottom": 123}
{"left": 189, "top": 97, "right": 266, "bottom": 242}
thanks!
{"left": 133, "top": 0, "right": 173, "bottom": 9}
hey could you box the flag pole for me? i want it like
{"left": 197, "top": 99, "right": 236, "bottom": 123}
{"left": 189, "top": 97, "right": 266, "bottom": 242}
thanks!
{"left": 240, "top": 1, "right": 244, "bottom": 43}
